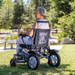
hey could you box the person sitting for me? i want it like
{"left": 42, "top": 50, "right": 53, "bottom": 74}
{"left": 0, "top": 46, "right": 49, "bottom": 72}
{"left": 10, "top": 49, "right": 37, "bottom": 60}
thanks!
{"left": 16, "top": 7, "right": 51, "bottom": 53}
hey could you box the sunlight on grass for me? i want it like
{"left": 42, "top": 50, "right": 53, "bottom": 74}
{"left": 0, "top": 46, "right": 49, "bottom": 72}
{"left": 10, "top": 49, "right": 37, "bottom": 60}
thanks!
{"left": 1, "top": 29, "right": 12, "bottom": 33}
{"left": 0, "top": 45, "right": 75, "bottom": 75}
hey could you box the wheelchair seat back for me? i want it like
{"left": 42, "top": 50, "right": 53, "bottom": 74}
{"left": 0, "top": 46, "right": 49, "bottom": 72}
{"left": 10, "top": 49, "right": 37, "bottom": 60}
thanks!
{"left": 33, "top": 29, "right": 50, "bottom": 47}
{"left": 33, "top": 21, "right": 51, "bottom": 47}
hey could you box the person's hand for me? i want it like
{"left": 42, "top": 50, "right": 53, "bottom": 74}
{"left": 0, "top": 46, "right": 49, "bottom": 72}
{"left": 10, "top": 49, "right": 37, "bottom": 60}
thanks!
{"left": 18, "top": 31, "right": 23, "bottom": 37}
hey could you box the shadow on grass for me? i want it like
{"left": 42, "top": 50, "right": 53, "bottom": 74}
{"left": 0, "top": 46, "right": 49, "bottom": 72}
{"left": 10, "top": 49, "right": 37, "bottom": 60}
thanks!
{"left": 0, "top": 63, "right": 75, "bottom": 75}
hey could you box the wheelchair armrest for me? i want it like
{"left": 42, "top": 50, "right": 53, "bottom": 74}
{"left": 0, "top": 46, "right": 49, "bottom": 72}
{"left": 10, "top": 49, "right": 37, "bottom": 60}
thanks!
{"left": 20, "top": 34, "right": 28, "bottom": 37}
{"left": 20, "top": 34, "right": 32, "bottom": 40}
{"left": 20, "top": 34, "right": 29, "bottom": 39}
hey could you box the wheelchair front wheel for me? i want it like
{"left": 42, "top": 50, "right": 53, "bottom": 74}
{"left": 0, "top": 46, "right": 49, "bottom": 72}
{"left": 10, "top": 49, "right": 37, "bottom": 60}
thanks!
{"left": 27, "top": 54, "right": 40, "bottom": 70}
{"left": 10, "top": 59, "right": 16, "bottom": 67}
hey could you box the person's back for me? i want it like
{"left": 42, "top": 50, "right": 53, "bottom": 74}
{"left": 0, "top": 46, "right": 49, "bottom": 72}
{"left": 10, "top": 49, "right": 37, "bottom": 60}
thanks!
{"left": 37, "top": 19, "right": 49, "bottom": 29}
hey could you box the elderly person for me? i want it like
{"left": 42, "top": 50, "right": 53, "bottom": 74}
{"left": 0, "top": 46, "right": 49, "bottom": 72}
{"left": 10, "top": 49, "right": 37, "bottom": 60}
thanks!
{"left": 16, "top": 7, "right": 50, "bottom": 53}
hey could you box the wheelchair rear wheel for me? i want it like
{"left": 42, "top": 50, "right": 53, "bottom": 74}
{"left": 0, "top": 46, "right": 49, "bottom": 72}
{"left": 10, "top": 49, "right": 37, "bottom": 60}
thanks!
{"left": 48, "top": 53, "right": 61, "bottom": 67}
{"left": 27, "top": 54, "right": 40, "bottom": 70}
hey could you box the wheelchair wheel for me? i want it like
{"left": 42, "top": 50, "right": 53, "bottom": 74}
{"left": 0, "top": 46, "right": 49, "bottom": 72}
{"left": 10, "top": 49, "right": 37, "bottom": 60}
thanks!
{"left": 27, "top": 54, "right": 40, "bottom": 70}
{"left": 48, "top": 53, "right": 61, "bottom": 67}
{"left": 10, "top": 59, "right": 16, "bottom": 67}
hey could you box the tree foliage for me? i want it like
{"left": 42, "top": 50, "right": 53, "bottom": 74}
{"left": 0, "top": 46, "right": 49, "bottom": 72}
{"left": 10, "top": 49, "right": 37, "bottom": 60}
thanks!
{"left": 56, "top": 0, "right": 75, "bottom": 41}
{"left": 57, "top": 11, "right": 75, "bottom": 40}
{"left": 0, "top": 0, "right": 75, "bottom": 40}
{"left": 0, "top": 0, "right": 14, "bottom": 29}
{"left": 12, "top": 0, "right": 24, "bottom": 31}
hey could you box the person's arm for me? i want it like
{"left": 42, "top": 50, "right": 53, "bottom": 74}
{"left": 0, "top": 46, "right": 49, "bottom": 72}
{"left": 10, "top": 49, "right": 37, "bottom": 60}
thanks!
{"left": 18, "top": 30, "right": 30, "bottom": 37}
{"left": 23, "top": 21, "right": 38, "bottom": 37}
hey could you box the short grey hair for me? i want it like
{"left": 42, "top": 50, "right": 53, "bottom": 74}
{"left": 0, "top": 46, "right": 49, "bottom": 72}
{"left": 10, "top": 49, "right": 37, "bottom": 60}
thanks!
{"left": 36, "top": 7, "right": 46, "bottom": 16}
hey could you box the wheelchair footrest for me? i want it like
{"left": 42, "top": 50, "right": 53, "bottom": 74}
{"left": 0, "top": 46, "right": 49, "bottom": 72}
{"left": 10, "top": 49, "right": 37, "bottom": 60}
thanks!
{"left": 16, "top": 60, "right": 27, "bottom": 63}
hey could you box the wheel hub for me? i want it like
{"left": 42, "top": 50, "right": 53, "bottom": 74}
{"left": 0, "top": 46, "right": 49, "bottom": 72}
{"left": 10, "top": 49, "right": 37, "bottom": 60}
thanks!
{"left": 29, "top": 56, "right": 37, "bottom": 69}
{"left": 50, "top": 55, "right": 58, "bottom": 65}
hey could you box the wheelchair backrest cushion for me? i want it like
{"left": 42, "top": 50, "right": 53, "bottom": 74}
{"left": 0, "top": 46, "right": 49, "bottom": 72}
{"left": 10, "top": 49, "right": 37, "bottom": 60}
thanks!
{"left": 33, "top": 29, "right": 50, "bottom": 47}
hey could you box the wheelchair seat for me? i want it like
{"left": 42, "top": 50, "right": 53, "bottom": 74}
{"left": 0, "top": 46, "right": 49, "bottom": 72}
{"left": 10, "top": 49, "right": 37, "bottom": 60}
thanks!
{"left": 19, "top": 44, "right": 31, "bottom": 49}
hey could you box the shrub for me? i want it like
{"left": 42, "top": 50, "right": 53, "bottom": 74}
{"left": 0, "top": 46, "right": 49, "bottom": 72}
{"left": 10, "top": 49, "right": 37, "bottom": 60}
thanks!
{"left": 4, "top": 35, "right": 18, "bottom": 41}
{"left": 57, "top": 32, "right": 65, "bottom": 43}
{"left": 4, "top": 36, "right": 11, "bottom": 41}
{"left": 57, "top": 12, "right": 75, "bottom": 41}
{"left": 13, "top": 35, "right": 17, "bottom": 39}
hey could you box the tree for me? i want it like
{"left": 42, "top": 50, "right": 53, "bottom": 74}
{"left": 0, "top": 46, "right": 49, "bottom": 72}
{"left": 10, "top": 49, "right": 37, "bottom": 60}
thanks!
{"left": 57, "top": 11, "right": 75, "bottom": 41}
{"left": 12, "top": 0, "right": 24, "bottom": 32}
{"left": 56, "top": 0, "right": 75, "bottom": 41}
{"left": 0, "top": 0, "right": 14, "bottom": 29}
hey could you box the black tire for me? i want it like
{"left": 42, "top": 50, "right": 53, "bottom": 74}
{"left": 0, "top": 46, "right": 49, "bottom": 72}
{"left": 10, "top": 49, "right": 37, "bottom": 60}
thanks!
{"left": 27, "top": 54, "right": 40, "bottom": 70}
{"left": 10, "top": 59, "right": 16, "bottom": 67}
{"left": 48, "top": 53, "right": 61, "bottom": 67}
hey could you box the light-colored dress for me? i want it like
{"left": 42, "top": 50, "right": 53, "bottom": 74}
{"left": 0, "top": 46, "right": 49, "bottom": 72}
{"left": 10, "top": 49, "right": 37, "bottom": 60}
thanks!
{"left": 16, "top": 19, "right": 49, "bottom": 53}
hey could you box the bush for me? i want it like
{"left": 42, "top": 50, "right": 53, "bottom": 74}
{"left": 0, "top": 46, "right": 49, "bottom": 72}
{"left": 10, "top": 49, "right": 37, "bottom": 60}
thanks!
{"left": 57, "top": 32, "right": 65, "bottom": 43}
{"left": 13, "top": 35, "right": 17, "bottom": 39}
{"left": 57, "top": 11, "right": 75, "bottom": 41}
{"left": 4, "top": 36, "right": 11, "bottom": 41}
{"left": 4, "top": 35, "right": 18, "bottom": 41}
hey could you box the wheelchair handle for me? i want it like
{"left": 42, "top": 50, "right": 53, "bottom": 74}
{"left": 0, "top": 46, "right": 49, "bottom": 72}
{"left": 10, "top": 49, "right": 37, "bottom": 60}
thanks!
{"left": 37, "top": 21, "right": 49, "bottom": 23}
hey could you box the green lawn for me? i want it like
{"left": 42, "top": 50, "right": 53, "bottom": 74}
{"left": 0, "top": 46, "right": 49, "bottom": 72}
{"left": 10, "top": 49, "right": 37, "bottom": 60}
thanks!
{"left": 0, "top": 29, "right": 12, "bottom": 33}
{"left": 0, "top": 45, "right": 75, "bottom": 75}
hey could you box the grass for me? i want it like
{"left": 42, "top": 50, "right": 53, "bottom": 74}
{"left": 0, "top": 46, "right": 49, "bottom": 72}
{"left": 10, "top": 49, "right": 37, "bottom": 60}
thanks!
{"left": 0, "top": 45, "right": 75, "bottom": 75}
{"left": 0, "top": 29, "right": 12, "bottom": 33}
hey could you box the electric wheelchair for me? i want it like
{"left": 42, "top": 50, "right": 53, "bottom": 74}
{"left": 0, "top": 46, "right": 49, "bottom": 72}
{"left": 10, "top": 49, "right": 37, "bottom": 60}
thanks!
{"left": 10, "top": 21, "right": 61, "bottom": 70}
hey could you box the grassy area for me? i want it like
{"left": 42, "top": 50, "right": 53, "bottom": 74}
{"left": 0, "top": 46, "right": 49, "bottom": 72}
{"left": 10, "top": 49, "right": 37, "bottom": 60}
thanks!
{"left": 0, "top": 29, "right": 12, "bottom": 33}
{"left": 0, "top": 45, "right": 75, "bottom": 75}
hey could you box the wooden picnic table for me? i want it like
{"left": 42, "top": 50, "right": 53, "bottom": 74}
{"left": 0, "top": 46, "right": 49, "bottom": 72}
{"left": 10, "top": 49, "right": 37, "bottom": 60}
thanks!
{"left": 0, "top": 33, "right": 18, "bottom": 49}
